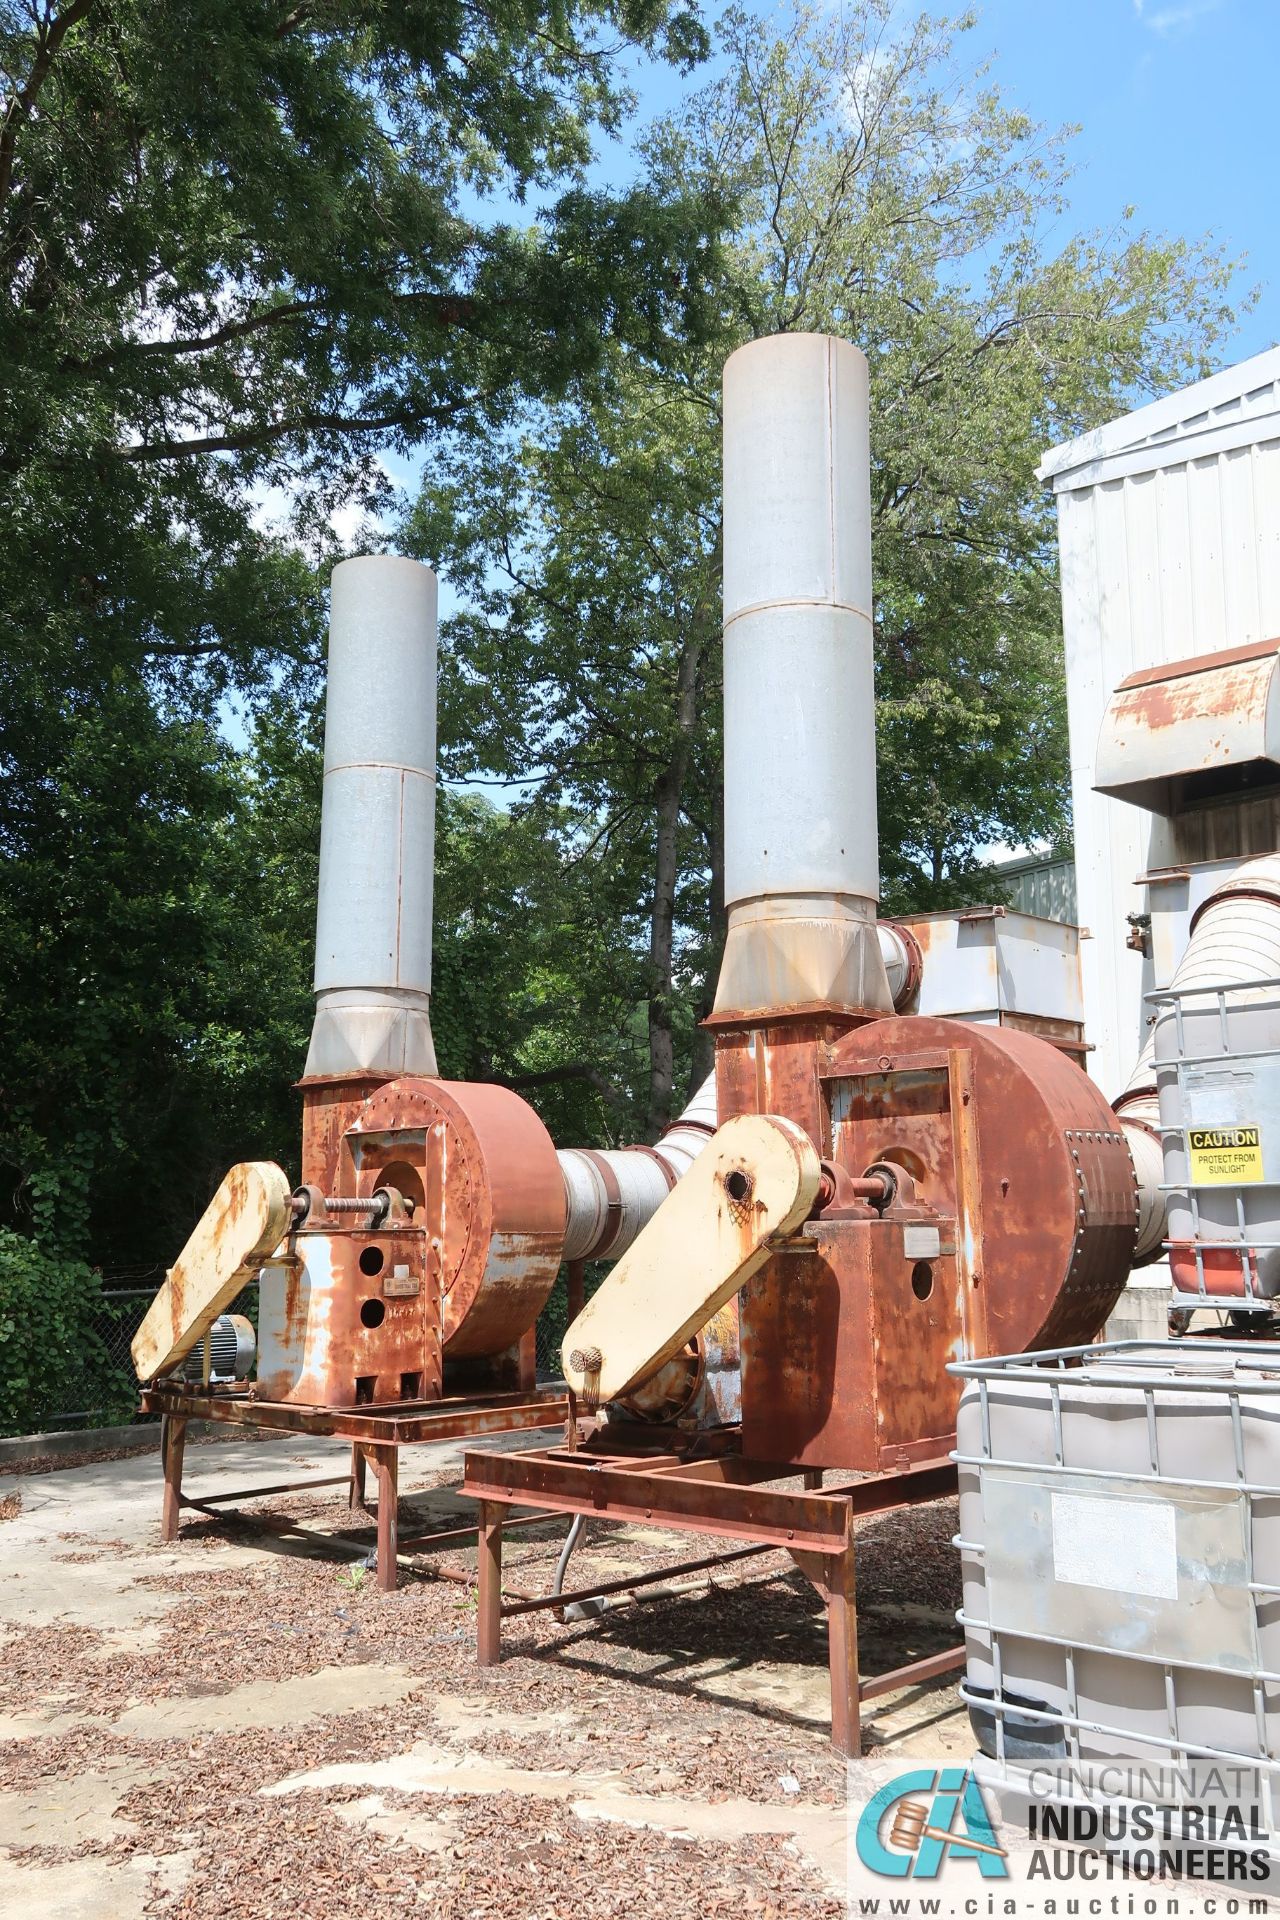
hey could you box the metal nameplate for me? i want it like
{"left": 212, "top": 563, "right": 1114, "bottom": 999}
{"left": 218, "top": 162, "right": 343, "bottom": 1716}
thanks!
{"left": 383, "top": 1265, "right": 420, "bottom": 1299}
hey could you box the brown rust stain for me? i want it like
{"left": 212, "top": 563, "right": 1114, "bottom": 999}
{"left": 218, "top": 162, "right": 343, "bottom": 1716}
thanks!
{"left": 1116, "top": 657, "right": 1272, "bottom": 738}
{"left": 299, "top": 1075, "right": 387, "bottom": 1190}
{"left": 321, "top": 1077, "right": 563, "bottom": 1360}
{"left": 1118, "top": 635, "right": 1280, "bottom": 691}
{"left": 258, "top": 1228, "right": 444, "bottom": 1408}
{"left": 729, "top": 1014, "right": 1136, "bottom": 1473}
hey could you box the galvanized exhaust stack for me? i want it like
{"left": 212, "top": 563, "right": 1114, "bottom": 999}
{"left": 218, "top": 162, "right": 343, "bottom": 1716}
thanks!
{"left": 711, "top": 333, "right": 892, "bottom": 1025}
{"left": 304, "top": 555, "right": 439, "bottom": 1082}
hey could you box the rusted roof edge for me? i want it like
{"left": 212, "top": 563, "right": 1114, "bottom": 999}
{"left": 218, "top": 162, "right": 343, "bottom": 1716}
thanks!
{"left": 1116, "top": 636, "right": 1280, "bottom": 692}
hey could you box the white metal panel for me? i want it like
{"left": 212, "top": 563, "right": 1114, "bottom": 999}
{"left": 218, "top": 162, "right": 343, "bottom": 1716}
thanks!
{"left": 713, "top": 332, "right": 890, "bottom": 1020}
{"left": 1156, "top": 461, "right": 1192, "bottom": 661}
{"left": 1223, "top": 446, "right": 1262, "bottom": 642}
{"left": 304, "top": 554, "right": 438, "bottom": 1080}
{"left": 902, "top": 910, "right": 1082, "bottom": 1026}
{"left": 1038, "top": 346, "right": 1280, "bottom": 487}
{"left": 1045, "top": 352, "right": 1280, "bottom": 1097}
{"left": 1257, "top": 440, "right": 1280, "bottom": 617}
{"left": 1060, "top": 483, "right": 1160, "bottom": 1095}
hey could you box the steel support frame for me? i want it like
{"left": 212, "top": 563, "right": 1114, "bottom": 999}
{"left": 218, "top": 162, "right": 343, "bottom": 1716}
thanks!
{"left": 141, "top": 1383, "right": 568, "bottom": 1444}
{"left": 463, "top": 1443, "right": 959, "bottom": 1756}
{"left": 142, "top": 1383, "right": 569, "bottom": 1593}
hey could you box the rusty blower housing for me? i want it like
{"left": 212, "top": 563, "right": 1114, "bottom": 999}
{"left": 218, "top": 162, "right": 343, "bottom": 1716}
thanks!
{"left": 256, "top": 1077, "right": 565, "bottom": 1407}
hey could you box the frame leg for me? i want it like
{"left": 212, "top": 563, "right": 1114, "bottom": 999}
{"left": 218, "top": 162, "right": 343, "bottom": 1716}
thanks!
{"left": 349, "top": 1442, "right": 369, "bottom": 1513}
{"left": 566, "top": 1259, "right": 586, "bottom": 1323}
{"left": 477, "top": 1502, "right": 504, "bottom": 1666}
{"left": 370, "top": 1444, "right": 398, "bottom": 1592}
{"left": 803, "top": 1469, "right": 824, "bottom": 1490}
{"left": 160, "top": 1414, "right": 187, "bottom": 1544}
{"left": 826, "top": 1537, "right": 861, "bottom": 1758}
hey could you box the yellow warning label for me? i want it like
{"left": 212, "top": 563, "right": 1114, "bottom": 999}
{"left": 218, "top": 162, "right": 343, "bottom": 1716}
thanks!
{"left": 1188, "top": 1126, "right": 1264, "bottom": 1186}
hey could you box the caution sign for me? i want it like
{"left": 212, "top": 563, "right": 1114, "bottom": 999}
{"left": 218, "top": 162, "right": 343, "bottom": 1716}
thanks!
{"left": 1188, "top": 1125, "right": 1264, "bottom": 1186}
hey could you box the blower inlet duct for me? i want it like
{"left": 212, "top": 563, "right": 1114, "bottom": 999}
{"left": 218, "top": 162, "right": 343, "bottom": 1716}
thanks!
{"left": 558, "top": 1072, "right": 718, "bottom": 1262}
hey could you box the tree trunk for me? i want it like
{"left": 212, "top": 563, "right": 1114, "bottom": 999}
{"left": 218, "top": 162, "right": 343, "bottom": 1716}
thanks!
{"left": 690, "top": 785, "right": 725, "bottom": 1097}
{"left": 645, "top": 537, "right": 720, "bottom": 1139}
{"left": 646, "top": 756, "right": 683, "bottom": 1139}
{"left": 646, "top": 634, "right": 704, "bottom": 1138}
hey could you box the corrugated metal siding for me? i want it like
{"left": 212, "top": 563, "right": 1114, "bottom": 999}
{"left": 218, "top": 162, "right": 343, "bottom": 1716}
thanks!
{"left": 1049, "top": 369, "right": 1280, "bottom": 1095}
{"left": 987, "top": 853, "right": 1078, "bottom": 923}
{"left": 1040, "top": 349, "right": 1280, "bottom": 490}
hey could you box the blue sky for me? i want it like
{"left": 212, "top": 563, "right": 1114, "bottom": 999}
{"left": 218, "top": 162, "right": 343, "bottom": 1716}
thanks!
{"left": 406, "top": 0, "right": 1280, "bottom": 528}
{"left": 969, "top": 0, "right": 1273, "bottom": 358}
{"left": 384, "top": 0, "right": 1278, "bottom": 510}
{"left": 235, "top": 0, "right": 1275, "bottom": 770}
{"left": 613, "top": 0, "right": 1274, "bottom": 359}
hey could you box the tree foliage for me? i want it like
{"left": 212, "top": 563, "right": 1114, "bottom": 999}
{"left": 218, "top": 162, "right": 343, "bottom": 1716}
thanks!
{"left": 0, "top": 0, "right": 717, "bottom": 1268}
{"left": 0, "top": 1228, "right": 115, "bottom": 1435}
{"left": 412, "top": 1, "right": 1245, "bottom": 1129}
{"left": 410, "top": 351, "right": 724, "bottom": 1133}
{"left": 0, "top": 0, "right": 1252, "bottom": 1345}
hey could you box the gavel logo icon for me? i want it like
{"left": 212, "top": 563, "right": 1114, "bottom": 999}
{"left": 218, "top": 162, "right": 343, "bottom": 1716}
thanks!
{"left": 888, "top": 1796, "right": 1009, "bottom": 1863}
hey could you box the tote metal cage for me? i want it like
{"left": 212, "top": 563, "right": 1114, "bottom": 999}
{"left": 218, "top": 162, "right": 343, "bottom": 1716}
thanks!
{"left": 949, "top": 1339, "right": 1280, "bottom": 1834}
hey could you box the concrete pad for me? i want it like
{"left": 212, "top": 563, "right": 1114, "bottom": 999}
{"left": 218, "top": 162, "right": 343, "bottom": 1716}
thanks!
{"left": 110, "top": 1661, "right": 420, "bottom": 1739}
{"left": 332, "top": 1792, "right": 460, "bottom": 1855}
{"left": 0, "top": 1427, "right": 547, "bottom": 1556}
{"left": 0, "top": 1426, "right": 557, "bottom": 1658}
{"left": 262, "top": 1739, "right": 622, "bottom": 1800}
{"left": 431, "top": 1693, "right": 581, "bottom": 1741}
{"left": 0, "top": 1551, "right": 232, "bottom": 1640}
{"left": 0, "top": 1434, "right": 355, "bottom": 1650}
{"left": 871, "top": 1694, "right": 970, "bottom": 1756}
{"left": 0, "top": 1754, "right": 162, "bottom": 1846}
{"left": 263, "top": 1741, "right": 849, "bottom": 1895}
{"left": 570, "top": 1787, "right": 848, "bottom": 1895}
{"left": 0, "top": 1707, "right": 107, "bottom": 1743}
{"left": 0, "top": 1847, "right": 194, "bottom": 1918}
{"left": 0, "top": 1432, "right": 355, "bottom": 1560}
{"left": 679, "top": 1654, "right": 831, "bottom": 1728}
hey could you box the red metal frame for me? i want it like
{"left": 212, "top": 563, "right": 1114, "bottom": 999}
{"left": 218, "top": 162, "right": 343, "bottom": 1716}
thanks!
{"left": 142, "top": 1381, "right": 568, "bottom": 1591}
{"left": 462, "top": 1433, "right": 961, "bottom": 1756}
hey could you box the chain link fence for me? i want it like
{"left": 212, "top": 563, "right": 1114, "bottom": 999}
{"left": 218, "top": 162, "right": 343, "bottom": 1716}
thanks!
{"left": 26, "top": 1262, "right": 604, "bottom": 1435}
{"left": 34, "top": 1278, "right": 159, "bottom": 1433}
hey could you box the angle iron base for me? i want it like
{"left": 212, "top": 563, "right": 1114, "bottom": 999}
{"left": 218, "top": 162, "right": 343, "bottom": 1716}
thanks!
{"left": 141, "top": 1382, "right": 569, "bottom": 1592}
{"left": 461, "top": 1434, "right": 961, "bottom": 1756}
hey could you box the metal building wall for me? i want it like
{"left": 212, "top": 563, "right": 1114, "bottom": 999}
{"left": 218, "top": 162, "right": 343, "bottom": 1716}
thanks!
{"left": 987, "top": 852, "right": 1078, "bottom": 924}
{"left": 1041, "top": 347, "right": 1280, "bottom": 1096}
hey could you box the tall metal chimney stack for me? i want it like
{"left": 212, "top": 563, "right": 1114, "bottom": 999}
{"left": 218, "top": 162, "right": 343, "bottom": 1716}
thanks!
{"left": 712, "top": 333, "right": 891, "bottom": 1024}
{"left": 304, "top": 554, "right": 439, "bottom": 1080}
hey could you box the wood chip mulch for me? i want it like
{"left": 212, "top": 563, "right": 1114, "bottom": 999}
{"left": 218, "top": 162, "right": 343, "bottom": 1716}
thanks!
{"left": 0, "top": 1466, "right": 962, "bottom": 1918}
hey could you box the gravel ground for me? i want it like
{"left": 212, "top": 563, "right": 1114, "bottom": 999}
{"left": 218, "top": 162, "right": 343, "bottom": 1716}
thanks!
{"left": 0, "top": 1439, "right": 967, "bottom": 1916}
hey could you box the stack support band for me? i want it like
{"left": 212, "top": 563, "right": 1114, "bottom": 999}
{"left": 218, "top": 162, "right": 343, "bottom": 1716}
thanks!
{"left": 713, "top": 331, "right": 891, "bottom": 1023}
{"left": 304, "top": 554, "right": 439, "bottom": 1080}
{"left": 1114, "top": 851, "right": 1280, "bottom": 1263}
